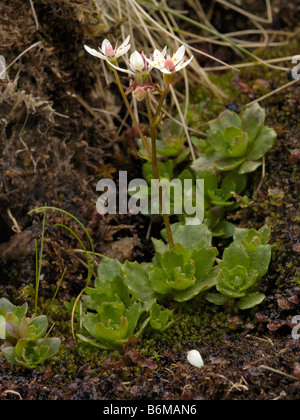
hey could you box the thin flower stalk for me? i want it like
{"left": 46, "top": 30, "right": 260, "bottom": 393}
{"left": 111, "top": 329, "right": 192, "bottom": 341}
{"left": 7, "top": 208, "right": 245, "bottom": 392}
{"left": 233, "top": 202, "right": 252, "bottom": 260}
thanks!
{"left": 145, "top": 93, "right": 175, "bottom": 249}
{"left": 112, "top": 69, "right": 152, "bottom": 159}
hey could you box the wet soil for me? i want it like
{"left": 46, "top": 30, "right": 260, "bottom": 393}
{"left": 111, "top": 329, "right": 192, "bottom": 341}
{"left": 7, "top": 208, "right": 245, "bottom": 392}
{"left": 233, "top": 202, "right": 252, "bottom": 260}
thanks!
{"left": 0, "top": 0, "right": 299, "bottom": 400}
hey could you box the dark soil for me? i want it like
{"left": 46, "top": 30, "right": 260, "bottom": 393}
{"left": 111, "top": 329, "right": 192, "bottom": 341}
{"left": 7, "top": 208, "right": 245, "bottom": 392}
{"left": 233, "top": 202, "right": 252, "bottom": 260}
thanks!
{"left": 0, "top": 0, "right": 299, "bottom": 400}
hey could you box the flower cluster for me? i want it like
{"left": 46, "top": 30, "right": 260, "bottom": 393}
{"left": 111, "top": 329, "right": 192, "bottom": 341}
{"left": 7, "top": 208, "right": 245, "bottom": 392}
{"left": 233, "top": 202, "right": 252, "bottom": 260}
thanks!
{"left": 84, "top": 36, "right": 131, "bottom": 63}
{"left": 84, "top": 35, "right": 193, "bottom": 101}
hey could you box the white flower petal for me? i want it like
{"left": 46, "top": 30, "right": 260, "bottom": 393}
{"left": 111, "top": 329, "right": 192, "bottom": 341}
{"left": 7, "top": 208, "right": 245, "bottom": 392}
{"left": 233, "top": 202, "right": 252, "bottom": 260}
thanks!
{"left": 153, "top": 47, "right": 167, "bottom": 61}
{"left": 159, "top": 68, "right": 172, "bottom": 74}
{"left": 84, "top": 45, "right": 106, "bottom": 60}
{"left": 115, "top": 35, "right": 131, "bottom": 58}
{"left": 152, "top": 51, "right": 166, "bottom": 69}
{"left": 107, "top": 60, "right": 135, "bottom": 75}
{"left": 160, "top": 46, "right": 168, "bottom": 57}
{"left": 144, "top": 56, "right": 154, "bottom": 66}
{"left": 130, "top": 51, "right": 145, "bottom": 72}
{"left": 122, "top": 34, "right": 131, "bottom": 47}
{"left": 172, "top": 45, "right": 186, "bottom": 65}
{"left": 153, "top": 48, "right": 164, "bottom": 57}
{"left": 115, "top": 43, "right": 131, "bottom": 58}
{"left": 175, "top": 56, "right": 193, "bottom": 72}
{"left": 187, "top": 350, "right": 204, "bottom": 368}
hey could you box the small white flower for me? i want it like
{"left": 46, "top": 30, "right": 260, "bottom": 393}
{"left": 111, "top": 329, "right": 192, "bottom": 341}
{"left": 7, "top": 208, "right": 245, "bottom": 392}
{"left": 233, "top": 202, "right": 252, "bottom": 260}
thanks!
{"left": 84, "top": 35, "right": 131, "bottom": 61}
{"left": 108, "top": 50, "right": 152, "bottom": 75}
{"left": 187, "top": 350, "right": 204, "bottom": 368}
{"left": 146, "top": 45, "right": 193, "bottom": 74}
{"left": 130, "top": 51, "right": 150, "bottom": 73}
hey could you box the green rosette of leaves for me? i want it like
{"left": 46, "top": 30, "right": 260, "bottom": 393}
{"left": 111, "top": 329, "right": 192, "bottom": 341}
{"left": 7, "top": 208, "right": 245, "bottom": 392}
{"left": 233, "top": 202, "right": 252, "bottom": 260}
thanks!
{"left": 77, "top": 258, "right": 151, "bottom": 349}
{"left": 206, "top": 225, "right": 272, "bottom": 310}
{"left": 194, "top": 103, "right": 277, "bottom": 174}
{"left": 194, "top": 169, "right": 248, "bottom": 238}
{"left": 0, "top": 298, "right": 28, "bottom": 328}
{"left": 2, "top": 337, "right": 61, "bottom": 370}
{"left": 78, "top": 300, "right": 149, "bottom": 350}
{"left": 123, "top": 224, "right": 219, "bottom": 303}
{"left": 0, "top": 298, "right": 61, "bottom": 369}
{"left": 77, "top": 256, "right": 177, "bottom": 350}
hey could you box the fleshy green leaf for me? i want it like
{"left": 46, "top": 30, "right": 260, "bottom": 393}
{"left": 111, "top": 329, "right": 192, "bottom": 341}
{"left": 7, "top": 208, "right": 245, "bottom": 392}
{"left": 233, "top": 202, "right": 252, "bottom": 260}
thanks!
{"left": 152, "top": 238, "right": 169, "bottom": 254}
{"left": 39, "top": 337, "right": 61, "bottom": 359}
{"left": 15, "top": 338, "right": 50, "bottom": 369}
{"left": 28, "top": 316, "right": 49, "bottom": 340}
{"left": 191, "top": 247, "right": 218, "bottom": 279}
{"left": 215, "top": 156, "right": 246, "bottom": 171}
{"left": 149, "top": 268, "right": 172, "bottom": 295}
{"left": 209, "top": 110, "right": 241, "bottom": 134}
{"left": 196, "top": 169, "right": 219, "bottom": 195}
{"left": 210, "top": 130, "right": 230, "bottom": 156}
{"left": 19, "top": 317, "right": 30, "bottom": 339}
{"left": 166, "top": 269, "right": 196, "bottom": 292}
{"left": 205, "top": 292, "right": 230, "bottom": 306}
{"left": 223, "top": 126, "right": 249, "bottom": 158}
{"left": 169, "top": 223, "right": 213, "bottom": 252}
{"left": 221, "top": 172, "right": 247, "bottom": 195}
{"left": 1, "top": 345, "right": 16, "bottom": 364}
{"left": 94, "top": 317, "right": 129, "bottom": 345}
{"left": 112, "top": 275, "right": 131, "bottom": 308}
{"left": 238, "top": 293, "right": 266, "bottom": 310}
{"left": 191, "top": 152, "right": 221, "bottom": 172}
{"left": 241, "top": 103, "right": 266, "bottom": 144}
{"left": 212, "top": 221, "right": 235, "bottom": 239}
{"left": 247, "top": 126, "right": 277, "bottom": 161}
{"left": 123, "top": 261, "right": 156, "bottom": 302}
{"left": 96, "top": 257, "right": 122, "bottom": 288}
{"left": 249, "top": 245, "right": 272, "bottom": 279}
{"left": 234, "top": 225, "right": 271, "bottom": 249}
{"left": 258, "top": 225, "right": 272, "bottom": 245}
{"left": 161, "top": 249, "right": 186, "bottom": 280}
{"left": 156, "top": 138, "right": 186, "bottom": 158}
{"left": 221, "top": 243, "right": 251, "bottom": 271}
{"left": 98, "top": 302, "right": 125, "bottom": 328}
{"left": 0, "top": 299, "right": 28, "bottom": 322}
{"left": 77, "top": 334, "right": 112, "bottom": 350}
{"left": 126, "top": 302, "right": 143, "bottom": 336}
{"left": 238, "top": 160, "right": 262, "bottom": 174}
{"left": 173, "top": 266, "right": 219, "bottom": 302}
{"left": 82, "top": 312, "right": 102, "bottom": 340}
{"left": 149, "top": 302, "right": 174, "bottom": 332}
{"left": 89, "top": 289, "right": 115, "bottom": 312}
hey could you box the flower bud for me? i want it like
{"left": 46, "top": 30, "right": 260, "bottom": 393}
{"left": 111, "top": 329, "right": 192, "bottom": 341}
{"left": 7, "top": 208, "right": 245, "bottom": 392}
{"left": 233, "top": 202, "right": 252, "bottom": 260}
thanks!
{"left": 133, "top": 86, "right": 147, "bottom": 102}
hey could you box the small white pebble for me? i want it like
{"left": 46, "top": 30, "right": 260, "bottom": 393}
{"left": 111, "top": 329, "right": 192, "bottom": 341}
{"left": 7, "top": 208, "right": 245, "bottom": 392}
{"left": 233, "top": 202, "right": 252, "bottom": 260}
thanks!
{"left": 187, "top": 350, "right": 204, "bottom": 368}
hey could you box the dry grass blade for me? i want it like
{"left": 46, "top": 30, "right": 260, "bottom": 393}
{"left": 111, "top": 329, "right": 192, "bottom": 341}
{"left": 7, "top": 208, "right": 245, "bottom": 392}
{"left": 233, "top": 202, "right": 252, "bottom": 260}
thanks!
{"left": 5, "top": 41, "right": 42, "bottom": 74}
{"left": 28, "top": 0, "right": 39, "bottom": 29}
{"left": 259, "top": 365, "right": 299, "bottom": 381}
{"left": 204, "top": 56, "right": 295, "bottom": 72}
{"left": 136, "top": 0, "right": 290, "bottom": 73}
{"left": 215, "top": 0, "right": 273, "bottom": 24}
{"left": 3, "top": 390, "right": 23, "bottom": 400}
{"left": 170, "top": 85, "right": 196, "bottom": 161}
{"left": 247, "top": 79, "right": 300, "bottom": 107}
